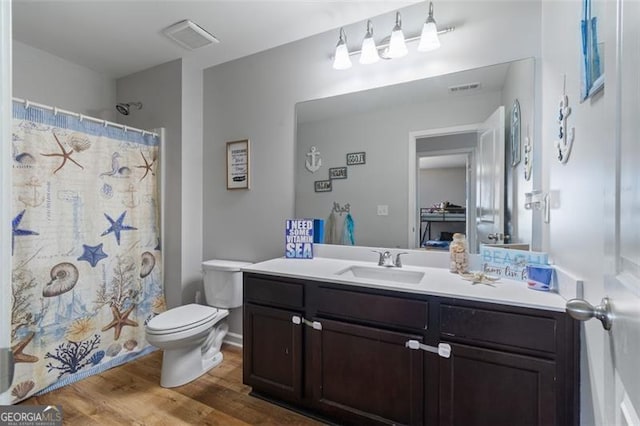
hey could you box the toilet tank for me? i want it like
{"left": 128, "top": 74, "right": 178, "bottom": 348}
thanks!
{"left": 202, "top": 259, "right": 252, "bottom": 309}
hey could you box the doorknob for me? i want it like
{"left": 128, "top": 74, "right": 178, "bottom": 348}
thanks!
{"left": 566, "top": 297, "right": 613, "bottom": 330}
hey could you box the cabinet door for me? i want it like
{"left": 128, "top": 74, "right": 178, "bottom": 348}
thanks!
{"left": 243, "top": 304, "right": 303, "bottom": 402}
{"left": 439, "top": 343, "right": 556, "bottom": 426}
{"left": 310, "top": 318, "right": 424, "bottom": 425}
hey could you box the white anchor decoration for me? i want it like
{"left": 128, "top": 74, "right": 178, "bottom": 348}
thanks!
{"left": 305, "top": 146, "right": 322, "bottom": 173}
{"left": 554, "top": 76, "right": 575, "bottom": 164}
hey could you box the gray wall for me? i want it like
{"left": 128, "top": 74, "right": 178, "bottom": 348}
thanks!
{"left": 116, "top": 59, "right": 183, "bottom": 308}
{"left": 295, "top": 91, "right": 500, "bottom": 248}
{"left": 203, "top": 1, "right": 542, "bottom": 335}
{"left": 12, "top": 40, "right": 116, "bottom": 120}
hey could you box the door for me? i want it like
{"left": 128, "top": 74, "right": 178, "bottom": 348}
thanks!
{"left": 476, "top": 106, "right": 505, "bottom": 247}
{"left": 243, "top": 304, "right": 303, "bottom": 402}
{"left": 567, "top": 0, "right": 640, "bottom": 423}
{"left": 0, "top": 0, "right": 13, "bottom": 404}
{"left": 605, "top": 0, "right": 640, "bottom": 421}
{"left": 310, "top": 318, "right": 424, "bottom": 425}
{"left": 439, "top": 343, "right": 556, "bottom": 426}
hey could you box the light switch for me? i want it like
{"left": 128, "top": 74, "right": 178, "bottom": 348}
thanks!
{"left": 377, "top": 205, "right": 389, "bottom": 216}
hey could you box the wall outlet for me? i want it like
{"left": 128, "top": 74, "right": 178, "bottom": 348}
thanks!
{"left": 377, "top": 205, "right": 389, "bottom": 216}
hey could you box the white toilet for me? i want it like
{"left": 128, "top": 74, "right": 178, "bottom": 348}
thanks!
{"left": 145, "top": 259, "right": 251, "bottom": 388}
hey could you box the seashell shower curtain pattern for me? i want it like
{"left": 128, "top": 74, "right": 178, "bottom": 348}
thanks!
{"left": 10, "top": 102, "right": 165, "bottom": 403}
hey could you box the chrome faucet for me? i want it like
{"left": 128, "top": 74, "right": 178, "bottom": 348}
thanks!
{"left": 373, "top": 250, "right": 408, "bottom": 267}
{"left": 373, "top": 250, "right": 394, "bottom": 267}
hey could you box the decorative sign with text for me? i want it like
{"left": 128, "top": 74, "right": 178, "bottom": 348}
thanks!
{"left": 346, "top": 152, "right": 366, "bottom": 165}
{"left": 285, "top": 219, "right": 314, "bottom": 259}
{"left": 480, "top": 245, "right": 548, "bottom": 282}
{"left": 329, "top": 167, "right": 347, "bottom": 180}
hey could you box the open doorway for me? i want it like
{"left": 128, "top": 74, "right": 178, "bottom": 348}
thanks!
{"left": 418, "top": 152, "right": 470, "bottom": 250}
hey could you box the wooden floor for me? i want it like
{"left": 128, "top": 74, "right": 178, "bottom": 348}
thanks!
{"left": 21, "top": 345, "right": 325, "bottom": 425}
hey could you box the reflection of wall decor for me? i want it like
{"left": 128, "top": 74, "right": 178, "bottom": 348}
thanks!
{"left": 523, "top": 126, "right": 532, "bottom": 181}
{"left": 346, "top": 152, "right": 366, "bottom": 165}
{"left": 554, "top": 93, "right": 575, "bottom": 164}
{"left": 305, "top": 146, "right": 322, "bottom": 173}
{"left": 510, "top": 99, "right": 521, "bottom": 167}
{"left": 329, "top": 167, "right": 347, "bottom": 180}
{"left": 332, "top": 201, "right": 350, "bottom": 215}
{"left": 314, "top": 180, "right": 332, "bottom": 192}
{"left": 226, "top": 139, "right": 250, "bottom": 190}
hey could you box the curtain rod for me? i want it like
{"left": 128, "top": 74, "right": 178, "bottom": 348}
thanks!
{"left": 12, "top": 97, "right": 159, "bottom": 138}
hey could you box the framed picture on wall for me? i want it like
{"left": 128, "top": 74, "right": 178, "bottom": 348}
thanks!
{"left": 226, "top": 139, "right": 250, "bottom": 190}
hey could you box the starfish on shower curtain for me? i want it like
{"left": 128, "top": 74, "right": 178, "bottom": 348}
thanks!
{"left": 101, "top": 305, "right": 138, "bottom": 340}
{"left": 12, "top": 209, "right": 39, "bottom": 255}
{"left": 135, "top": 151, "right": 155, "bottom": 181}
{"left": 40, "top": 131, "right": 84, "bottom": 174}
{"left": 12, "top": 332, "right": 38, "bottom": 363}
{"left": 100, "top": 211, "right": 137, "bottom": 245}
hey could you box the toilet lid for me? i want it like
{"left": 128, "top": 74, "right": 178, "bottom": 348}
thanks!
{"left": 146, "top": 304, "right": 221, "bottom": 334}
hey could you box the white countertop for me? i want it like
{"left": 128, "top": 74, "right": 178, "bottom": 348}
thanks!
{"left": 242, "top": 256, "right": 569, "bottom": 312}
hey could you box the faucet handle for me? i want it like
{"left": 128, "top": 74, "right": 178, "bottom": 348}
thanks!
{"left": 395, "top": 252, "right": 409, "bottom": 267}
{"left": 371, "top": 250, "right": 384, "bottom": 266}
{"left": 372, "top": 250, "right": 393, "bottom": 266}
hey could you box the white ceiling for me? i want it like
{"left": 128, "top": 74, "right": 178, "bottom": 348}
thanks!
{"left": 12, "top": 0, "right": 420, "bottom": 78}
{"left": 296, "top": 61, "right": 511, "bottom": 123}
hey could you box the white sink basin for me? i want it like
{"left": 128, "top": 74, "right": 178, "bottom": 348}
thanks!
{"left": 336, "top": 265, "right": 425, "bottom": 284}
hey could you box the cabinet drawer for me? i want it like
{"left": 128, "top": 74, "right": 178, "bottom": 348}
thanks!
{"left": 244, "top": 274, "right": 303, "bottom": 309}
{"left": 440, "top": 304, "right": 557, "bottom": 353}
{"left": 315, "top": 286, "right": 428, "bottom": 331}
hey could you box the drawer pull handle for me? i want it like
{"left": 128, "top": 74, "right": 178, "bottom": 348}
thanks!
{"left": 304, "top": 318, "right": 323, "bottom": 330}
{"left": 291, "top": 315, "right": 322, "bottom": 330}
{"left": 405, "top": 340, "right": 451, "bottom": 358}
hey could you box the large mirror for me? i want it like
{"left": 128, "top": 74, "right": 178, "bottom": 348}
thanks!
{"left": 295, "top": 58, "right": 535, "bottom": 253}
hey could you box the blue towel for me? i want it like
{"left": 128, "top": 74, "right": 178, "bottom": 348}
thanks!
{"left": 341, "top": 213, "right": 355, "bottom": 246}
{"left": 313, "top": 219, "right": 324, "bottom": 243}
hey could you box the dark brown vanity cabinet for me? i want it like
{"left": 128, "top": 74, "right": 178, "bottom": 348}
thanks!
{"left": 243, "top": 273, "right": 579, "bottom": 426}
{"left": 243, "top": 275, "right": 304, "bottom": 403}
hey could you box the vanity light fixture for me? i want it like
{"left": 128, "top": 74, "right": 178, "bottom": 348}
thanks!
{"left": 359, "top": 20, "right": 380, "bottom": 64}
{"left": 332, "top": 28, "right": 352, "bottom": 70}
{"left": 418, "top": 2, "right": 441, "bottom": 52}
{"left": 387, "top": 12, "right": 408, "bottom": 59}
{"left": 330, "top": 2, "right": 454, "bottom": 69}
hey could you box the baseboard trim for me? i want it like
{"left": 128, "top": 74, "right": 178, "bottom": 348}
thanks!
{"left": 223, "top": 332, "right": 243, "bottom": 348}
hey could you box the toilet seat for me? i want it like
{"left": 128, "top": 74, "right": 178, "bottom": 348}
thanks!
{"left": 146, "top": 304, "right": 226, "bottom": 335}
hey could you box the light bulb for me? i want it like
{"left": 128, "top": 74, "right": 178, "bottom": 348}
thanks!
{"left": 332, "top": 28, "right": 352, "bottom": 70}
{"left": 359, "top": 20, "right": 379, "bottom": 64}
{"left": 387, "top": 12, "right": 408, "bottom": 59}
{"left": 418, "top": 2, "right": 441, "bottom": 52}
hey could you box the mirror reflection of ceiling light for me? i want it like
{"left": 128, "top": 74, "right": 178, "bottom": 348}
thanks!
{"left": 331, "top": 2, "right": 453, "bottom": 70}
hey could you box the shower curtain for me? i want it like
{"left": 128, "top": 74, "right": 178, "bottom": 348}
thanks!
{"left": 9, "top": 102, "right": 165, "bottom": 403}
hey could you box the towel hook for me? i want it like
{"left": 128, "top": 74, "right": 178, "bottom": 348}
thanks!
{"left": 332, "top": 201, "right": 350, "bottom": 216}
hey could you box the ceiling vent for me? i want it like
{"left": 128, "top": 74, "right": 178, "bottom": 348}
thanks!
{"left": 448, "top": 82, "right": 481, "bottom": 93}
{"left": 163, "top": 20, "right": 219, "bottom": 50}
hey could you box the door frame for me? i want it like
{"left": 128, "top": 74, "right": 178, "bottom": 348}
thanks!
{"left": 408, "top": 124, "right": 480, "bottom": 249}
{"left": 1, "top": 0, "right": 12, "bottom": 404}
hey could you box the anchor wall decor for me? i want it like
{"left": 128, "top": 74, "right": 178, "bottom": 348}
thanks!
{"left": 305, "top": 146, "right": 322, "bottom": 173}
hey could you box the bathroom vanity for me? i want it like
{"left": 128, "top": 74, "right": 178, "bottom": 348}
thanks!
{"left": 242, "top": 257, "right": 579, "bottom": 426}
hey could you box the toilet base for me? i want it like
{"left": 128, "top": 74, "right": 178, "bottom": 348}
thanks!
{"left": 160, "top": 346, "right": 224, "bottom": 388}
